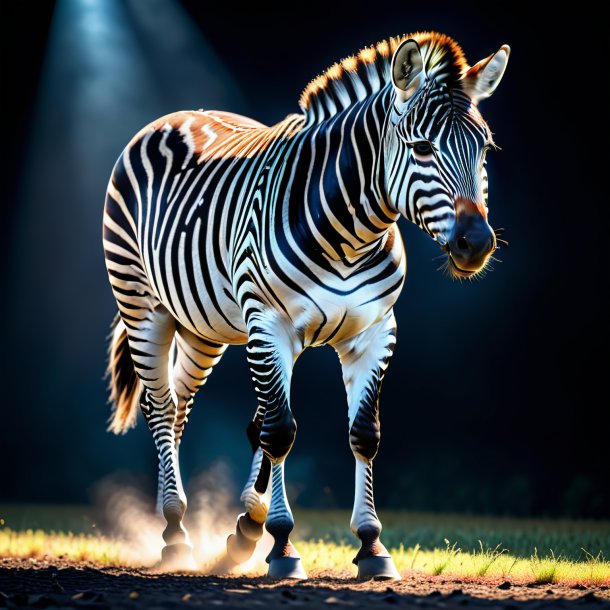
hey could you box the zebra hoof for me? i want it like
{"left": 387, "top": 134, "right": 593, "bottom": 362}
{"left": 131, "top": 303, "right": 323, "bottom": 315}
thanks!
{"left": 268, "top": 557, "right": 307, "bottom": 579}
{"left": 357, "top": 556, "right": 401, "bottom": 581}
{"left": 161, "top": 543, "right": 195, "bottom": 571}
{"left": 226, "top": 533, "right": 257, "bottom": 564}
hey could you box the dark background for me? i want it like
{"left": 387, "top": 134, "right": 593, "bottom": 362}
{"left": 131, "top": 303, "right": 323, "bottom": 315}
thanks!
{"left": 1, "top": 0, "right": 608, "bottom": 518}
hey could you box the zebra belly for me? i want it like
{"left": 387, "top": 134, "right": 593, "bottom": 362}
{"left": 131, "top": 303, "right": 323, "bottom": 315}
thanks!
{"left": 290, "top": 287, "right": 401, "bottom": 347}
{"left": 153, "top": 284, "right": 248, "bottom": 345}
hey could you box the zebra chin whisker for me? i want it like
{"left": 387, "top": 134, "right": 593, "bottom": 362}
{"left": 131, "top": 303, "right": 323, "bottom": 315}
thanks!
{"left": 436, "top": 255, "right": 457, "bottom": 280}
{"left": 493, "top": 228, "right": 509, "bottom": 248}
{"left": 442, "top": 253, "right": 494, "bottom": 282}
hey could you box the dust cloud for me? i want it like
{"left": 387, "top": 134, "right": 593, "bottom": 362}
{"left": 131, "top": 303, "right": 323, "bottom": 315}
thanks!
{"left": 93, "top": 460, "right": 273, "bottom": 574}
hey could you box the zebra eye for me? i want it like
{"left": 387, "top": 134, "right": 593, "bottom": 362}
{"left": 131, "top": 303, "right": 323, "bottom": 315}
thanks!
{"left": 412, "top": 140, "right": 433, "bottom": 155}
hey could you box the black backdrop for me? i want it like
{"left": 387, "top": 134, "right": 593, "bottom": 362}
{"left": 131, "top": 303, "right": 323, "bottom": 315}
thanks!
{"left": 1, "top": 1, "right": 608, "bottom": 517}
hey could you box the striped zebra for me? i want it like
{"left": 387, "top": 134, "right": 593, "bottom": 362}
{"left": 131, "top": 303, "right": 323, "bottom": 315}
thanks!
{"left": 103, "top": 31, "right": 509, "bottom": 579}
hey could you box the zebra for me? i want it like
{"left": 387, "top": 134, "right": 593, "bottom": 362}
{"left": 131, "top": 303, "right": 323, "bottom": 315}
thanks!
{"left": 103, "top": 31, "right": 509, "bottom": 580}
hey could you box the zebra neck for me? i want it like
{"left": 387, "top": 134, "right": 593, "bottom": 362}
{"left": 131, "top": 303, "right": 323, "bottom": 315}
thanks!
{"left": 291, "top": 86, "right": 398, "bottom": 262}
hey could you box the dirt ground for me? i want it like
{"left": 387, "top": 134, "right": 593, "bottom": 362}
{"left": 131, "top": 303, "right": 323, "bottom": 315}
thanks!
{"left": 1, "top": 557, "right": 609, "bottom": 609}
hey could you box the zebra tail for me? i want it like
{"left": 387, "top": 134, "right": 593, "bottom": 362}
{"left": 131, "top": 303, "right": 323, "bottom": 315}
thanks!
{"left": 105, "top": 312, "right": 141, "bottom": 434}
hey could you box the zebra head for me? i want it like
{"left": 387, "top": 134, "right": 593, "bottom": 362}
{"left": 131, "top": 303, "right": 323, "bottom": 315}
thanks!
{"left": 384, "top": 38, "right": 510, "bottom": 278}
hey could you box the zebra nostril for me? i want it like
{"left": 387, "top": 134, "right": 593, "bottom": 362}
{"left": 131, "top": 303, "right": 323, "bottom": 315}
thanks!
{"left": 457, "top": 236, "right": 469, "bottom": 251}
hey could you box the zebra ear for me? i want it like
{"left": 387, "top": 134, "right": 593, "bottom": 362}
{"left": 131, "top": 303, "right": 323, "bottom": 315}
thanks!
{"left": 391, "top": 39, "right": 425, "bottom": 102}
{"left": 461, "top": 45, "right": 510, "bottom": 104}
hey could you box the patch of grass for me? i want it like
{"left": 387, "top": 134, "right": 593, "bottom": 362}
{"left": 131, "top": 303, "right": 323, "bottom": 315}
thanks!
{"left": 409, "top": 542, "right": 420, "bottom": 569}
{"left": 530, "top": 548, "right": 559, "bottom": 584}
{"left": 1, "top": 506, "right": 609, "bottom": 585}
{"left": 0, "top": 528, "right": 124, "bottom": 565}
{"left": 296, "top": 539, "right": 354, "bottom": 574}
{"left": 431, "top": 539, "right": 461, "bottom": 575}
{"left": 582, "top": 549, "right": 610, "bottom": 586}
{"left": 472, "top": 541, "right": 506, "bottom": 577}
{"left": 2, "top": 529, "right": 609, "bottom": 585}
{"left": 302, "top": 541, "right": 610, "bottom": 585}
{"left": 293, "top": 509, "right": 610, "bottom": 561}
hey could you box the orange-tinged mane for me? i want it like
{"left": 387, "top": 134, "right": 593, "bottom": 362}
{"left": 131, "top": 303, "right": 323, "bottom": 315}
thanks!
{"left": 299, "top": 31, "right": 469, "bottom": 124}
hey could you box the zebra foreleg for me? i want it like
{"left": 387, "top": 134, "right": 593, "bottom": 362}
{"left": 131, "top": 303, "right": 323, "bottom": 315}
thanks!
{"left": 225, "top": 422, "right": 271, "bottom": 566}
{"left": 245, "top": 313, "right": 306, "bottom": 579}
{"left": 241, "top": 421, "right": 271, "bottom": 524}
{"left": 334, "top": 310, "right": 401, "bottom": 580}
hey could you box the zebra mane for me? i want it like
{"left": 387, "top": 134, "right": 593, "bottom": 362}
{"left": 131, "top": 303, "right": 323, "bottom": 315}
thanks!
{"left": 299, "top": 32, "right": 468, "bottom": 124}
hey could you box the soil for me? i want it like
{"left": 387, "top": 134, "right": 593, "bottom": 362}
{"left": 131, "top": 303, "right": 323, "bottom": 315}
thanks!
{"left": 1, "top": 557, "right": 609, "bottom": 609}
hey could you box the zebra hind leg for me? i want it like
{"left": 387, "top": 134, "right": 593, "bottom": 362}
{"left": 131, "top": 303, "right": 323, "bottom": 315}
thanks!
{"left": 125, "top": 306, "right": 193, "bottom": 569}
{"left": 160, "top": 324, "right": 228, "bottom": 565}
{"left": 172, "top": 324, "right": 228, "bottom": 449}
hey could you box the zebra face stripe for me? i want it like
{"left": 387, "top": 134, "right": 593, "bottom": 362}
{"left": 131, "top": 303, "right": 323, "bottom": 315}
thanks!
{"left": 384, "top": 84, "right": 496, "bottom": 277}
